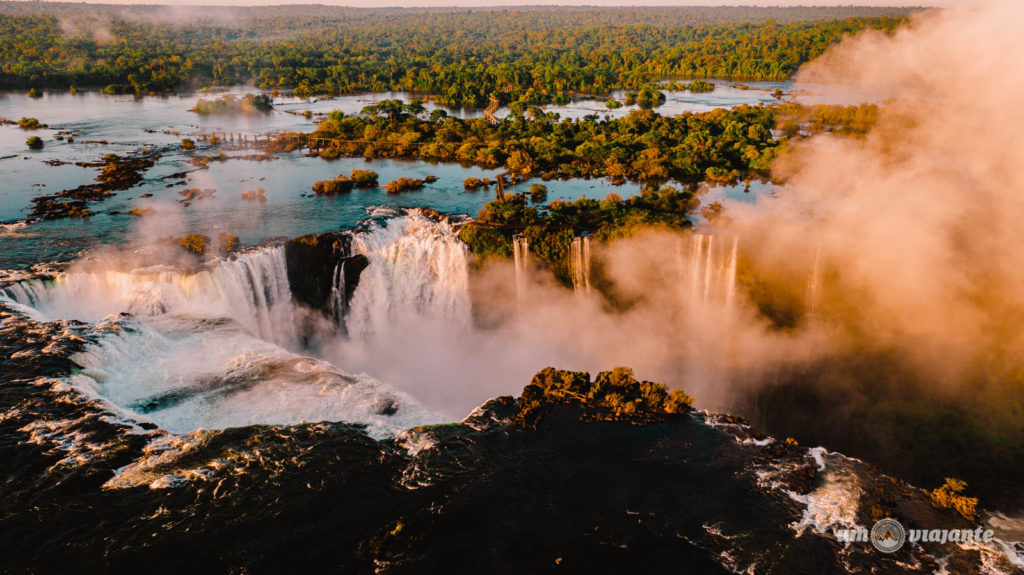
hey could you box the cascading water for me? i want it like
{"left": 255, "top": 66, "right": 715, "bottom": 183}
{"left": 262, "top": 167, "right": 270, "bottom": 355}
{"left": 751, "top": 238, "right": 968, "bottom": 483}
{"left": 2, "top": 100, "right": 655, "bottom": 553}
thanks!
{"left": 569, "top": 236, "right": 592, "bottom": 295}
{"left": 513, "top": 234, "right": 530, "bottom": 309}
{"left": 680, "top": 232, "right": 739, "bottom": 310}
{"left": 2, "top": 246, "right": 298, "bottom": 347}
{"left": 328, "top": 260, "right": 347, "bottom": 323}
{"left": 345, "top": 210, "right": 472, "bottom": 341}
{"left": 1, "top": 245, "right": 440, "bottom": 437}
{"left": 807, "top": 246, "right": 822, "bottom": 318}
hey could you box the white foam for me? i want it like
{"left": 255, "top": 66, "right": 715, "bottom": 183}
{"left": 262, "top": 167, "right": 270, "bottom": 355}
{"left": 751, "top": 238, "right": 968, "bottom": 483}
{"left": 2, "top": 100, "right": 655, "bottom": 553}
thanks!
{"left": 345, "top": 210, "right": 471, "bottom": 341}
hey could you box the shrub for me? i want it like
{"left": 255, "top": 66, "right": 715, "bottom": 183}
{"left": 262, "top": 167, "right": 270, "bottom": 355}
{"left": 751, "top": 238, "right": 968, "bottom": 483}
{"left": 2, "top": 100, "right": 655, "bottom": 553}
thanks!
{"left": 312, "top": 176, "right": 354, "bottom": 195}
{"left": 181, "top": 138, "right": 195, "bottom": 150}
{"left": 930, "top": 478, "right": 979, "bottom": 522}
{"left": 687, "top": 80, "right": 716, "bottom": 93}
{"left": 218, "top": 233, "right": 240, "bottom": 253}
{"left": 350, "top": 169, "right": 379, "bottom": 188}
{"left": 385, "top": 177, "right": 425, "bottom": 194}
{"left": 18, "top": 117, "right": 41, "bottom": 130}
{"left": 26, "top": 136, "right": 43, "bottom": 150}
{"left": 464, "top": 176, "right": 493, "bottom": 190}
{"left": 241, "top": 188, "right": 267, "bottom": 202}
{"left": 529, "top": 183, "right": 548, "bottom": 202}
{"left": 191, "top": 94, "right": 273, "bottom": 115}
{"left": 176, "top": 234, "right": 209, "bottom": 255}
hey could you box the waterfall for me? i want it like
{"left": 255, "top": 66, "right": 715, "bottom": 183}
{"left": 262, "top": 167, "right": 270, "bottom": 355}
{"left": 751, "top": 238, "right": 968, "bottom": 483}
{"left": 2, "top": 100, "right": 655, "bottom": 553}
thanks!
{"left": 1, "top": 279, "right": 48, "bottom": 309}
{"left": 345, "top": 210, "right": 471, "bottom": 340}
{"left": 807, "top": 246, "right": 822, "bottom": 317}
{"left": 328, "top": 260, "right": 346, "bottom": 323}
{"left": 1, "top": 246, "right": 298, "bottom": 347}
{"left": 680, "top": 232, "right": 739, "bottom": 309}
{"left": 513, "top": 234, "right": 530, "bottom": 309}
{"left": 725, "top": 236, "right": 739, "bottom": 308}
{"left": 569, "top": 236, "right": 592, "bottom": 295}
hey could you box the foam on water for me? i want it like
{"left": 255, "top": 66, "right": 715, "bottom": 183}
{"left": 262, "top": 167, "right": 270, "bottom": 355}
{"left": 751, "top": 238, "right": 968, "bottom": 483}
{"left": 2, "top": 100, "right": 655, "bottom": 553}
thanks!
{"left": 3, "top": 245, "right": 442, "bottom": 437}
{"left": 788, "top": 449, "right": 864, "bottom": 537}
{"left": 4, "top": 246, "right": 297, "bottom": 347}
{"left": 345, "top": 210, "right": 471, "bottom": 340}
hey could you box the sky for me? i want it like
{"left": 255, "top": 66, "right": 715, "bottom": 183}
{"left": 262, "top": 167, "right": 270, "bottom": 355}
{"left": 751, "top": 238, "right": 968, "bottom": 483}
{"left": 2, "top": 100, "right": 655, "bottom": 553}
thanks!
{"left": 7, "top": 0, "right": 973, "bottom": 7}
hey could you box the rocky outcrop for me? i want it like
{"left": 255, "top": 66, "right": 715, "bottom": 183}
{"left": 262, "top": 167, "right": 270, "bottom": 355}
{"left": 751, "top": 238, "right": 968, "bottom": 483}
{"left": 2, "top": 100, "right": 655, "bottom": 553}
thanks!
{"left": 0, "top": 315, "right": 1018, "bottom": 575}
{"left": 30, "top": 153, "right": 158, "bottom": 220}
{"left": 283, "top": 232, "right": 367, "bottom": 318}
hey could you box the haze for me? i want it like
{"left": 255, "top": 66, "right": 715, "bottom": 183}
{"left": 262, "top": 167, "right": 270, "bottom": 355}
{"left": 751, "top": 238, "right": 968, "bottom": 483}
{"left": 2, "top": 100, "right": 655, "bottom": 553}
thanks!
{"left": 4, "top": 0, "right": 975, "bottom": 7}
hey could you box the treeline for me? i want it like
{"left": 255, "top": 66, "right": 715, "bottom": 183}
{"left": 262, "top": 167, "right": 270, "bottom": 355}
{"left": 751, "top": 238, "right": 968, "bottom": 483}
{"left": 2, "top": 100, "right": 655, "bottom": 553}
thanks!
{"left": 0, "top": 4, "right": 911, "bottom": 106}
{"left": 297, "top": 102, "right": 781, "bottom": 184}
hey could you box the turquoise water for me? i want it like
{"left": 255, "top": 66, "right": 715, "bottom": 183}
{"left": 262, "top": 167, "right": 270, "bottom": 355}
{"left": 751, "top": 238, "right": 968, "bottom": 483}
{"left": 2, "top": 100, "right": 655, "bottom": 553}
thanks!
{"left": 0, "top": 83, "right": 787, "bottom": 269}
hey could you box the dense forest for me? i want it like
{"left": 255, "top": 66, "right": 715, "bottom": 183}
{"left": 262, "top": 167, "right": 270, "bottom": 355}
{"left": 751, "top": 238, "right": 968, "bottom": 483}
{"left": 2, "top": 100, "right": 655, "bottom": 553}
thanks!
{"left": 0, "top": 3, "right": 913, "bottom": 106}
{"left": 295, "top": 101, "right": 782, "bottom": 182}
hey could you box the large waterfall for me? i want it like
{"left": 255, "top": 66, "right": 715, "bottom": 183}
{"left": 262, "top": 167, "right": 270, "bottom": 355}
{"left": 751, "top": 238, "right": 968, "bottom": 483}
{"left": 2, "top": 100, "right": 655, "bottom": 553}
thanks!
{"left": 680, "top": 233, "right": 739, "bottom": 309}
{"left": 0, "top": 245, "right": 441, "bottom": 437}
{"left": 2, "top": 246, "right": 298, "bottom": 347}
{"left": 569, "top": 236, "right": 592, "bottom": 295}
{"left": 345, "top": 210, "right": 472, "bottom": 340}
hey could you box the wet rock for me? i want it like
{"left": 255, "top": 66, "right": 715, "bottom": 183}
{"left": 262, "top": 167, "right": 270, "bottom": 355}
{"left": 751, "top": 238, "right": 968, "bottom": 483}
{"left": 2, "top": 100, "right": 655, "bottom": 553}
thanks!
{"left": 283, "top": 232, "right": 367, "bottom": 317}
{"left": 29, "top": 153, "right": 158, "bottom": 221}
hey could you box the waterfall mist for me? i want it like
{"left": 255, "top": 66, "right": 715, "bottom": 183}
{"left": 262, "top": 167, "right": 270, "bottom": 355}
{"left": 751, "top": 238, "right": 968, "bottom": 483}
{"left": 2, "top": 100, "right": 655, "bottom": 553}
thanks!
{"left": 713, "top": 0, "right": 1024, "bottom": 508}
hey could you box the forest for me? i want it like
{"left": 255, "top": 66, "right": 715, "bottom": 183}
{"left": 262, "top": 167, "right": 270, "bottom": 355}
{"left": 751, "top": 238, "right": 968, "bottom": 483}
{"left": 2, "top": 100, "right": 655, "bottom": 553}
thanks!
{"left": 291, "top": 102, "right": 783, "bottom": 183}
{"left": 0, "top": 3, "right": 912, "bottom": 107}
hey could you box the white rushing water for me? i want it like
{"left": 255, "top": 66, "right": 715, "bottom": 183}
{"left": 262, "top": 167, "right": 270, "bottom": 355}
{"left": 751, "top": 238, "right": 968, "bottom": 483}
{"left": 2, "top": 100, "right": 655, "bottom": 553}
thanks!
{"left": 569, "top": 236, "right": 592, "bottom": 295}
{"left": 680, "top": 232, "right": 739, "bottom": 311}
{"left": 806, "top": 245, "right": 823, "bottom": 318}
{"left": 1, "top": 245, "right": 442, "bottom": 437}
{"left": 345, "top": 210, "right": 472, "bottom": 341}
{"left": 4, "top": 247, "right": 297, "bottom": 347}
{"left": 513, "top": 234, "right": 530, "bottom": 310}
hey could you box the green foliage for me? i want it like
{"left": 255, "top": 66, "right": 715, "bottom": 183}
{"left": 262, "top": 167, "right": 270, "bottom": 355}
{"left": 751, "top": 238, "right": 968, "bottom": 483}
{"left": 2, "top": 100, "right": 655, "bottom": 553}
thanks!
{"left": 240, "top": 188, "right": 267, "bottom": 202}
{"left": 218, "top": 233, "right": 240, "bottom": 253}
{"left": 460, "top": 185, "right": 694, "bottom": 284}
{"left": 312, "top": 175, "right": 353, "bottom": 195}
{"left": 0, "top": 5, "right": 910, "bottom": 103}
{"left": 175, "top": 233, "right": 209, "bottom": 255}
{"left": 529, "top": 183, "right": 548, "bottom": 202}
{"left": 385, "top": 177, "right": 426, "bottom": 194}
{"left": 180, "top": 138, "right": 195, "bottom": 150}
{"left": 930, "top": 478, "right": 979, "bottom": 522}
{"left": 18, "top": 116, "right": 41, "bottom": 129}
{"left": 516, "top": 366, "right": 694, "bottom": 428}
{"left": 777, "top": 102, "right": 880, "bottom": 136}
{"left": 605, "top": 99, "right": 623, "bottom": 109}
{"left": 350, "top": 169, "right": 378, "bottom": 188}
{"left": 464, "top": 176, "right": 493, "bottom": 190}
{"left": 190, "top": 93, "right": 272, "bottom": 115}
{"left": 25, "top": 135, "right": 43, "bottom": 149}
{"left": 635, "top": 87, "right": 666, "bottom": 109}
{"left": 686, "top": 80, "right": 715, "bottom": 93}
{"left": 309, "top": 105, "right": 781, "bottom": 185}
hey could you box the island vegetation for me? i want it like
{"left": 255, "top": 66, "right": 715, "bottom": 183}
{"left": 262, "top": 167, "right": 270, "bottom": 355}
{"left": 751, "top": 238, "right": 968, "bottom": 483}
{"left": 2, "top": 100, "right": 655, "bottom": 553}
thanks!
{"left": 189, "top": 93, "right": 273, "bottom": 116}
{"left": 291, "top": 102, "right": 781, "bottom": 185}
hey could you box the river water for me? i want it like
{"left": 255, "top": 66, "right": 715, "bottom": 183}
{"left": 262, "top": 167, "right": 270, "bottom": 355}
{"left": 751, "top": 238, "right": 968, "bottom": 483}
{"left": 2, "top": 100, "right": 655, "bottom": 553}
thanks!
{"left": 0, "top": 81, "right": 791, "bottom": 268}
{"left": 0, "top": 81, "right": 786, "bottom": 431}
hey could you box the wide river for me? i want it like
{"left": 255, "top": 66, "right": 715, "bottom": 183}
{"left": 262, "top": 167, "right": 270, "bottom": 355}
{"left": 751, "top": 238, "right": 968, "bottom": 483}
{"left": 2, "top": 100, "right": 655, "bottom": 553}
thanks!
{"left": 0, "top": 81, "right": 789, "bottom": 270}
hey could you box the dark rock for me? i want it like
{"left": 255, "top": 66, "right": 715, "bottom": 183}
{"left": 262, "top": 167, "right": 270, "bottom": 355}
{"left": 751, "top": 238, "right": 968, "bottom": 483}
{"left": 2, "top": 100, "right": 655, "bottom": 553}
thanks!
{"left": 283, "top": 232, "right": 368, "bottom": 320}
